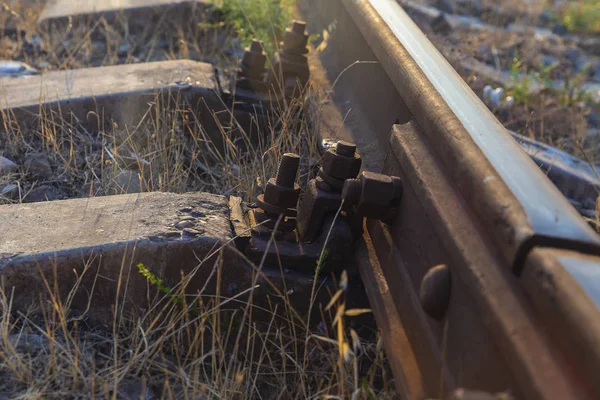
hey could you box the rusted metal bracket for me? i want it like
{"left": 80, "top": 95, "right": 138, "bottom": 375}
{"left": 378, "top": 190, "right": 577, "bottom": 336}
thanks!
{"left": 299, "top": 0, "right": 600, "bottom": 397}
{"left": 213, "top": 20, "right": 311, "bottom": 151}
{"left": 242, "top": 151, "right": 355, "bottom": 271}
{"left": 222, "top": 20, "right": 310, "bottom": 106}
{"left": 521, "top": 248, "right": 600, "bottom": 397}
{"left": 243, "top": 143, "right": 403, "bottom": 272}
{"left": 342, "top": 171, "right": 403, "bottom": 222}
{"left": 297, "top": 140, "right": 362, "bottom": 242}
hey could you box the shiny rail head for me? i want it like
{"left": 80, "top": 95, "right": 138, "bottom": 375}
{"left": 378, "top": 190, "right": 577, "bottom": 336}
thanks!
{"left": 342, "top": 0, "right": 600, "bottom": 268}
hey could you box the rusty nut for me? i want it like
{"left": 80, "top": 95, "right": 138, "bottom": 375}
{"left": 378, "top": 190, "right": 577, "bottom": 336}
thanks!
{"left": 342, "top": 171, "right": 403, "bottom": 219}
{"left": 358, "top": 171, "right": 403, "bottom": 208}
{"left": 322, "top": 148, "right": 362, "bottom": 180}
{"left": 242, "top": 50, "right": 266, "bottom": 74}
{"left": 271, "top": 51, "right": 310, "bottom": 86}
{"left": 282, "top": 21, "right": 309, "bottom": 51}
{"left": 358, "top": 172, "right": 395, "bottom": 208}
{"left": 264, "top": 178, "right": 301, "bottom": 209}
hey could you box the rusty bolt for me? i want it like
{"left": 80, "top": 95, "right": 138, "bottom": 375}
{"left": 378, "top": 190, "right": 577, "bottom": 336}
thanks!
{"left": 241, "top": 39, "right": 267, "bottom": 78}
{"left": 275, "top": 153, "right": 300, "bottom": 188}
{"left": 336, "top": 141, "right": 356, "bottom": 157}
{"left": 266, "top": 20, "right": 310, "bottom": 94}
{"left": 292, "top": 20, "right": 307, "bottom": 34}
{"left": 341, "top": 171, "right": 403, "bottom": 219}
{"left": 258, "top": 153, "right": 301, "bottom": 213}
{"left": 343, "top": 179, "right": 362, "bottom": 205}
{"left": 264, "top": 178, "right": 300, "bottom": 209}
{"left": 282, "top": 20, "right": 309, "bottom": 52}
{"left": 322, "top": 141, "right": 362, "bottom": 180}
{"left": 419, "top": 264, "right": 451, "bottom": 320}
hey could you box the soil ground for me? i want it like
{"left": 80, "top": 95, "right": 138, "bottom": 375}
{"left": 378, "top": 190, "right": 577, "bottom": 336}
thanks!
{"left": 404, "top": 0, "right": 600, "bottom": 160}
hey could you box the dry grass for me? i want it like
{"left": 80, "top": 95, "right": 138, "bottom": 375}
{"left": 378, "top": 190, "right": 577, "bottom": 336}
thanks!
{"left": 0, "top": 0, "right": 317, "bottom": 203}
{"left": 0, "top": 1, "right": 397, "bottom": 398}
{"left": 0, "top": 85, "right": 320, "bottom": 203}
{"left": 1, "top": 0, "right": 238, "bottom": 70}
{"left": 0, "top": 244, "right": 395, "bottom": 399}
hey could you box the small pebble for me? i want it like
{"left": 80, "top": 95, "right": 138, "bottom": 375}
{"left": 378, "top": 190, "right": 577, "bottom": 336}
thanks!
{"left": 183, "top": 227, "right": 205, "bottom": 236}
{"left": 0, "top": 184, "right": 19, "bottom": 200}
{"left": 163, "top": 230, "right": 181, "bottom": 237}
{"left": 117, "top": 43, "right": 131, "bottom": 56}
{"left": 24, "top": 153, "right": 52, "bottom": 179}
{"left": 0, "top": 156, "right": 18, "bottom": 175}
{"left": 0, "top": 60, "right": 39, "bottom": 77}
{"left": 109, "top": 170, "right": 142, "bottom": 194}
{"left": 25, "top": 185, "right": 63, "bottom": 203}
{"left": 490, "top": 87, "right": 505, "bottom": 108}
{"left": 175, "top": 220, "right": 195, "bottom": 229}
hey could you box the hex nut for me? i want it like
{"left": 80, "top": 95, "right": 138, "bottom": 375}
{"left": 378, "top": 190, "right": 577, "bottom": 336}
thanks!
{"left": 322, "top": 149, "right": 362, "bottom": 180}
{"left": 358, "top": 171, "right": 394, "bottom": 208}
{"left": 242, "top": 50, "right": 266, "bottom": 74}
{"left": 283, "top": 30, "right": 308, "bottom": 50}
{"left": 318, "top": 169, "right": 345, "bottom": 191}
{"left": 274, "top": 52, "right": 310, "bottom": 86}
{"left": 348, "top": 172, "right": 403, "bottom": 219}
{"left": 282, "top": 21, "right": 309, "bottom": 51}
{"left": 263, "top": 178, "right": 300, "bottom": 209}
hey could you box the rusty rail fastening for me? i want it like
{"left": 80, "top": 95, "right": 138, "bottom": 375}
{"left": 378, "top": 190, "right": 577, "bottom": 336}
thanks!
{"left": 289, "top": 1, "right": 600, "bottom": 399}
{"left": 226, "top": 12, "right": 600, "bottom": 400}
{"left": 246, "top": 141, "right": 402, "bottom": 272}
{"left": 231, "top": 20, "right": 310, "bottom": 102}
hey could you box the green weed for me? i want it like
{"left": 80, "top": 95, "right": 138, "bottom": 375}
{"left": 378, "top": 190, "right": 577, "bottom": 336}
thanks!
{"left": 508, "top": 56, "right": 533, "bottom": 105}
{"left": 508, "top": 56, "right": 598, "bottom": 107}
{"left": 213, "top": 0, "right": 296, "bottom": 55}
{"left": 137, "top": 262, "right": 182, "bottom": 305}
{"left": 556, "top": 0, "right": 600, "bottom": 34}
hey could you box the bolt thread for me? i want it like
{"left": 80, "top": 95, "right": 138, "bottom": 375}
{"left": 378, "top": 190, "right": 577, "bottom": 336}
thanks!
{"left": 292, "top": 20, "right": 307, "bottom": 34}
{"left": 250, "top": 39, "right": 264, "bottom": 53}
{"left": 336, "top": 141, "right": 356, "bottom": 157}
{"left": 343, "top": 179, "right": 362, "bottom": 205}
{"left": 275, "top": 153, "right": 300, "bottom": 188}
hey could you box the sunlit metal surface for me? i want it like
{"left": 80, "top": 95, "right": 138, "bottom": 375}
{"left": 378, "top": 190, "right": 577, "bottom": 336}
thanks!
{"left": 358, "top": 0, "right": 600, "bottom": 259}
{"left": 560, "top": 255, "right": 600, "bottom": 307}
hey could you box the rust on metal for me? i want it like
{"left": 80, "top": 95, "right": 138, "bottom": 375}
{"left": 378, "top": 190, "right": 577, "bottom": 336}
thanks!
{"left": 334, "top": 0, "right": 600, "bottom": 270}
{"left": 382, "top": 121, "right": 589, "bottom": 399}
{"left": 267, "top": 20, "right": 310, "bottom": 97}
{"left": 299, "top": 0, "right": 600, "bottom": 396}
{"left": 256, "top": 153, "right": 301, "bottom": 217}
{"left": 236, "top": 39, "right": 268, "bottom": 92}
{"left": 342, "top": 171, "right": 402, "bottom": 221}
{"left": 521, "top": 248, "right": 600, "bottom": 397}
{"left": 297, "top": 140, "right": 362, "bottom": 242}
{"left": 355, "top": 229, "right": 431, "bottom": 399}
{"left": 321, "top": 141, "right": 362, "bottom": 180}
{"left": 419, "top": 264, "right": 451, "bottom": 320}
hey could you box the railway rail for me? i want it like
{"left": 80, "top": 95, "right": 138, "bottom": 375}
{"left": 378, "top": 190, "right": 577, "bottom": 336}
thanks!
{"left": 297, "top": 0, "right": 600, "bottom": 398}
{"left": 1, "top": 0, "right": 600, "bottom": 399}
